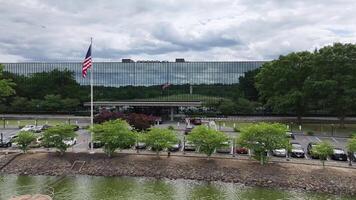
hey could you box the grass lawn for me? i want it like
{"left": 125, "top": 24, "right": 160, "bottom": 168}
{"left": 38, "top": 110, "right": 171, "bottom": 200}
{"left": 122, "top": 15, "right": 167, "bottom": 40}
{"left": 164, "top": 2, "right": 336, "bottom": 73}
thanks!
{"left": 1, "top": 119, "right": 71, "bottom": 127}
{"left": 219, "top": 120, "right": 356, "bottom": 137}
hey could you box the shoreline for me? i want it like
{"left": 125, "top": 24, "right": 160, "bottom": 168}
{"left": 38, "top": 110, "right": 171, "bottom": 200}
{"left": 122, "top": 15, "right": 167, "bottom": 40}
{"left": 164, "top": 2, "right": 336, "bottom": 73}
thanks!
{"left": 1, "top": 152, "right": 355, "bottom": 196}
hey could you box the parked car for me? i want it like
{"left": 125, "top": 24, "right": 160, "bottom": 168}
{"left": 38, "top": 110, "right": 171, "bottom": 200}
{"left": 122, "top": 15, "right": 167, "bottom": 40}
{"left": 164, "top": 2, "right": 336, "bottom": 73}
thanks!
{"left": 307, "top": 142, "right": 319, "bottom": 159}
{"left": 331, "top": 148, "right": 348, "bottom": 161}
{"left": 289, "top": 142, "right": 305, "bottom": 158}
{"left": 236, "top": 146, "right": 248, "bottom": 154}
{"left": 64, "top": 137, "right": 77, "bottom": 146}
{"left": 0, "top": 137, "right": 12, "bottom": 148}
{"left": 20, "top": 125, "right": 36, "bottom": 132}
{"left": 216, "top": 141, "right": 231, "bottom": 154}
{"left": 33, "top": 125, "right": 52, "bottom": 133}
{"left": 89, "top": 141, "right": 104, "bottom": 149}
{"left": 272, "top": 148, "right": 287, "bottom": 157}
{"left": 184, "top": 141, "right": 196, "bottom": 151}
{"left": 168, "top": 140, "right": 182, "bottom": 152}
{"left": 190, "top": 118, "right": 202, "bottom": 125}
{"left": 352, "top": 152, "right": 356, "bottom": 162}
{"left": 286, "top": 131, "right": 295, "bottom": 139}
{"left": 135, "top": 142, "right": 147, "bottom": 150}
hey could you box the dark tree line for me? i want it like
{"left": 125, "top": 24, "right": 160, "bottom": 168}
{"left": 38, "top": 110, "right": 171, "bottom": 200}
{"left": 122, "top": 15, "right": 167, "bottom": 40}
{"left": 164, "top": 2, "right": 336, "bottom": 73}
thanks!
{"left": 256, "top": 43, "right": 356, "bottom": 127}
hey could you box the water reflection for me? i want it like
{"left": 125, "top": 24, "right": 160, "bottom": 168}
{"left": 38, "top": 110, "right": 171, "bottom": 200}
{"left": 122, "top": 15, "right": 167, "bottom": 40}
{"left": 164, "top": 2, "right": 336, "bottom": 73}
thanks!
{"left": 0, "top": 175, "right": 353, "bottom": 200}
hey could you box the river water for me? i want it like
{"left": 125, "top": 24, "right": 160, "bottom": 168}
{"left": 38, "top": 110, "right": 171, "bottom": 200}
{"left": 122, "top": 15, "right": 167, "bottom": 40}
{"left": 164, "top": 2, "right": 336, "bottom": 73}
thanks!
{"left": 0, "top": 175, "right": 353, "bottom": 200}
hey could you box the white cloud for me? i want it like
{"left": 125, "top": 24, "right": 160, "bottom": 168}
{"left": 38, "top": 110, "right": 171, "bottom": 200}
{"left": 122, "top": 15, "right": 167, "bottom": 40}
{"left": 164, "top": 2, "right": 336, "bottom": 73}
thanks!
{"left": 0, "top": 0, "right": 355, "bottom": 62}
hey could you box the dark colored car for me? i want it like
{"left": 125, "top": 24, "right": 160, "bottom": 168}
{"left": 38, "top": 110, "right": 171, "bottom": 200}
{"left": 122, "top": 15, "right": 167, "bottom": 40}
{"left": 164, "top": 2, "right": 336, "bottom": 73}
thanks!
{"left": 307, "top": 142, "right": 319, "bottom": 159}
{"left": 0, "top": 137, "right": 12, "bottom": 148}
{"left": 331, "top": 148, "right": 348, "bottom": 161}
{"left": 190, "top": 118, "right": 202, "bottom": 125}
{"left": 89, "top": 141, "right": 104, "bottom": 149}
{"left": 236, "top": 147, "right": 248, "bottom": 154}
{"left": 289, "top": 142, "right": 305, "bottom": 158}
{"left": 168, "top": 140, "right": 182, "bottom": 152}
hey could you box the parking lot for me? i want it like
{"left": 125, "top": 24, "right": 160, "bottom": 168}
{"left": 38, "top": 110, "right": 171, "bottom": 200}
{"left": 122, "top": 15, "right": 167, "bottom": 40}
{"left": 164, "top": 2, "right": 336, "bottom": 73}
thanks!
{"left": 0, "top": 123, "right": 353, "bottom": 166}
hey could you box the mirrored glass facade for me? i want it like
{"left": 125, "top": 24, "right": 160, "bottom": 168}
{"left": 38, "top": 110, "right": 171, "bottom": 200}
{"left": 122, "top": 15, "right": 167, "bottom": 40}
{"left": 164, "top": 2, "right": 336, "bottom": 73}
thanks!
{"left": 2, "top": 61, "right": 265, "bottom": 87}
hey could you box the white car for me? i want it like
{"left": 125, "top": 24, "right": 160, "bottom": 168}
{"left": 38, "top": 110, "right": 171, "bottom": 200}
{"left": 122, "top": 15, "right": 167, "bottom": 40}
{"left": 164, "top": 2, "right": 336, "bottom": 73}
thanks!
{"left": 272, "top": 148, "right": 287, "bottom": 157}
{"left": 20, "top": 125, "right": 36, "bottom": 132}
{"left": 64, "top": 138, "right": 77, "bottom": 146}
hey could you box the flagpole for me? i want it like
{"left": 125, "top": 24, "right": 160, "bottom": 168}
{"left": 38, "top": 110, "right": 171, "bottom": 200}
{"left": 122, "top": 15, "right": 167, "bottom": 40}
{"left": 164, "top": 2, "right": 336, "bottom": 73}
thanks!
{"left": 90, "top": 37, "right": 94, "bottom": 153}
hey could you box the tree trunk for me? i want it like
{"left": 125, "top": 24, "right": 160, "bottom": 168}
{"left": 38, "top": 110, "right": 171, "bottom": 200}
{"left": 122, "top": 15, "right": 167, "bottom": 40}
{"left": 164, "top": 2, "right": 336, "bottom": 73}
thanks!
{"left": 322, "top": 160, "right": 325, "bottom": 168}
{"left": 297, "top": 115, "right": 302, "bottom": 126}
{"left": 156, "top": 151, "right": 160, "bottom": 158}
{"left": 339, "top": 115, "right": 346, "bottom": 128}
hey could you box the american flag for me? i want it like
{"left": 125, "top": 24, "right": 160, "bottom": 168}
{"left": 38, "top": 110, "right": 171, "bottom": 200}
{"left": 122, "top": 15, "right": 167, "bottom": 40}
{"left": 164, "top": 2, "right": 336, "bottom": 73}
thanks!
{"left": 82, "top": 44, "right": 92, "bottom": 78}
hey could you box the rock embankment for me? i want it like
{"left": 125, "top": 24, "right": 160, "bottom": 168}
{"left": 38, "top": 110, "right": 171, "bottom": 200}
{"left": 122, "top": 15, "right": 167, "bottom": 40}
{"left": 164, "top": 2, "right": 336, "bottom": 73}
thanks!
{"left": 1, "top": 152, "right": 355, "bottom": 196}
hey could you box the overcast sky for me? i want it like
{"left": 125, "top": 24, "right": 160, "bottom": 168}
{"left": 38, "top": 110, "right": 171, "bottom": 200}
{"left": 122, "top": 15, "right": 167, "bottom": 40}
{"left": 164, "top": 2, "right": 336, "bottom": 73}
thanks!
{"left": 0, "top": 0, "right": 355, "bottom": 62}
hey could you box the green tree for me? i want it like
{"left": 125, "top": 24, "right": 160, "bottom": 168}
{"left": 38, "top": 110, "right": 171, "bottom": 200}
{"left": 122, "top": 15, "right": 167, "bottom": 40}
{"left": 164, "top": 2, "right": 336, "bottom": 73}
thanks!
{"left": 14, "top": 131, "right": 37, "bottom": 153}
{"left": 188, "top": 125, "right": 229, "bottom": 157}
{"left": 312, "top": 141, "right": 333, "bottom": 168}
{"left": 144, "top": 128, "right": 178, "bottom": 157}
{"left": 238, "top": 68, "right": 260, "bottom": 101}
{"left": 0, "top": 64, "right": 15, "bottom": 101}
{"left": 42, "top": 125, "right": 77, "bottom": 155}
{"left": 10, "top": 96, "right": 30, "bottom": 112}
{"left": 238, "top": 123, "right": 288, "bottom": 165}
{"left": 42, "top": 94, "right": 63, "bottom": 111}
{"left": 256, "top": 52, "right": 313, "bottom": 125}
{"left": 305, "top": 43, "right": 356, "bottom": 128}
{"left": 346, "top": 136, "right": 356, "bottom": 166}
{"left": 61, "top": 98, "right": 80, "bottom": 112}
{"left": 93, "top": 119, "right": 136, "bottom": 157}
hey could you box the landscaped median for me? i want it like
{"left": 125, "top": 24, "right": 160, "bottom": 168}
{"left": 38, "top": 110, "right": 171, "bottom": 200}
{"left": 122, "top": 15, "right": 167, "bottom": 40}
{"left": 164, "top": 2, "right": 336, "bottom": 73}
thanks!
{"left": 0, "top": 152, "right": 355, "bottom": 196}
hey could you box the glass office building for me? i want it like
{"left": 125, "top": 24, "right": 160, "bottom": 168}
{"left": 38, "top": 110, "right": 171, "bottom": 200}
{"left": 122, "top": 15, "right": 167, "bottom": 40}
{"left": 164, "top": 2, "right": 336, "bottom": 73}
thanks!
{"left": 2, "top": 61, "right": 265, "bottom": 87}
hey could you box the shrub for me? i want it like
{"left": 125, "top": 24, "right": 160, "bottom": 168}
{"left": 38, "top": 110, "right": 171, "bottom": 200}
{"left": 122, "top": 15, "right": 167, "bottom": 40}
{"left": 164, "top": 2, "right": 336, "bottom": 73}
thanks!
{"left": 144, "top": 128, "right": 177, "bottom": 156}
{"left": 238, "top": 123, "right": 288, "bottom": 165}
{"left": 94, "top": 111, "right": 157, "bottom": 131}
{"left": 14, "top": 131, "right": 37, "bottom": 153}
{"left": 188, "top": 125, "right": 228, "bottom": 157}
{"left": 42, "top": 125, "right": 77, "bottom": 155}
{"left": 93, "top": 110, "right": 125, "bottom": 124}
{"left": 312, "top": 141, "right": 333, "bottom": 167}
{"left": 93, "top": 119, "right": 136, "bottom": 157}
{"left": 126, "top": 113, "right": 156, "bottom": 131}
{"left": 167, "top": 125, "right": 174, "bottom": 130}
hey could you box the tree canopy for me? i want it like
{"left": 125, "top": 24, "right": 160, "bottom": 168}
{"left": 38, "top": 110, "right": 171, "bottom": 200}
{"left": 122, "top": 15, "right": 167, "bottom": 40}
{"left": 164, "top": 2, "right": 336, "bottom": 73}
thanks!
{"left": 42, "top": 125, "right": 77, "bottom": 155}
{"left": 188, "top": 125, "right": 229, "bottom": 157}
{"left": 0, "top": 64, "right": 15, "bottom": 101}
{"left": 93, "top": 119, "right": 136, "bottom": 157}
{"left": 144, "top": 127, "right": 178, "bottom": 156}
{"left": 14, "top": 131, "right": 37, "bottom": 153}
{"left": 311, "top": 141, "right": 333, "bottom": 167}
{"left": 238, "top": 123, "right": 288, "bottom": 165}
{"left": 256, "top": 52, "right": 313, "bottom": 124}
{"left": 305, "top": 43, "right": 356, "bottom": 127}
